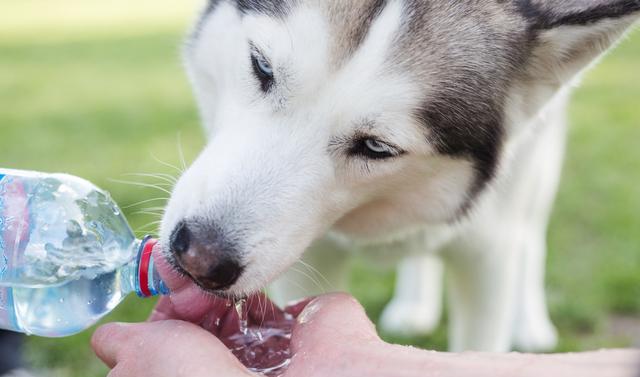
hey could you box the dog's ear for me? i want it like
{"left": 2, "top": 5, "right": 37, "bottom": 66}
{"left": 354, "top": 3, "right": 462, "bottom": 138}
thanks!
{"left": 521, "top": 0, "right": 640, "bottom": 84}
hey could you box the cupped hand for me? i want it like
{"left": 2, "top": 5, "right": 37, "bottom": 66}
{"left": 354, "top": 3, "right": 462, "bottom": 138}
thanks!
{"left": 91, "top": 247, "right": 384, "bottom": 377}
{"left": 92, "top": 320, "right": 252, "bottom": 377}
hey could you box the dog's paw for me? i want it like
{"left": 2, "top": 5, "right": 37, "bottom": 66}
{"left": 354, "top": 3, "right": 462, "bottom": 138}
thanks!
{"left": 379, "top": 299, "right": 441, "bottom": 337}
{"left": 512, "top": 318, "right": 558, "bottom": 352}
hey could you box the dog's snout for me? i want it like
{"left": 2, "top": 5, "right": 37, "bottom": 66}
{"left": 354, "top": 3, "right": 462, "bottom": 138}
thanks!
{"left": 169, "top": 220, "right": 243, "bottom": 291}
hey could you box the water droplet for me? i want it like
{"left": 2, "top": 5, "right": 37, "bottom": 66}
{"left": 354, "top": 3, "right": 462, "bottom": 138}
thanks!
{"left": 235, "top": 299, "right": 248, "bottom": 335}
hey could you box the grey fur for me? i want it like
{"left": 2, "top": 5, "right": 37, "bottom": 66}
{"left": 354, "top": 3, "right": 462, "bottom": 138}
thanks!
{"left": 321, "top": 0, "right": 391, "bottom": 65}
{"left": 393, "top": 2, "right": 532, "bottom": 206}
{"left": 192, "top": 0, "right": 640, "bottom": 215}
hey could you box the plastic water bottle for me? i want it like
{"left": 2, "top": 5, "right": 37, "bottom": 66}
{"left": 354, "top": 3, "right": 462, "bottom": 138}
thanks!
{"left": 0, "top": 168, "right": 168, "bottom": 337}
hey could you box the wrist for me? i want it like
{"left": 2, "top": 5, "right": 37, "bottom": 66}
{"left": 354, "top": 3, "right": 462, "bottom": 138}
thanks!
{"left": 351, "top": 343, "right": 530, "bottom": 377}
{"left": 347, "top": 342, "right": 447, "bottom": 377}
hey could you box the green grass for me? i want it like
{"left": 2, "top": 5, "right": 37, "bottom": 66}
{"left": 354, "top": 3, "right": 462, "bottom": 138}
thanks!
{"left": 0, "top": 3, "right": 639, "bottom": 376}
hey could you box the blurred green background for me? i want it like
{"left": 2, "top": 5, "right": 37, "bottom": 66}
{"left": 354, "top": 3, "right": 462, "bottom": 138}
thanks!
{"left": 0, "top": 1, "right": 639, "bottom": 376}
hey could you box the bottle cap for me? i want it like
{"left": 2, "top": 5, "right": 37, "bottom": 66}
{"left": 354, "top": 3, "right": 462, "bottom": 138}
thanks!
{"left": 135, "top": 235, "right": 169, "bottom": 298}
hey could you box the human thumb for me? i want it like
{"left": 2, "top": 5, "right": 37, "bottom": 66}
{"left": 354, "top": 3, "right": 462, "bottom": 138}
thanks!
{"left": 290, "top": 293, "right": 379, "bottom": 353}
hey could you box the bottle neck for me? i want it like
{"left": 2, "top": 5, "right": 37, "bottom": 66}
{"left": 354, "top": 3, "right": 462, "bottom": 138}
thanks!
{"left": 130, "top": 236, "right": 169, "bottom": 298}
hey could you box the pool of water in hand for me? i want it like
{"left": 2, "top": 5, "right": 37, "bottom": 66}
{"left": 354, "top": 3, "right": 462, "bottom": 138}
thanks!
{"left": 221, "top": 299, "right": 294, "bottom": 377}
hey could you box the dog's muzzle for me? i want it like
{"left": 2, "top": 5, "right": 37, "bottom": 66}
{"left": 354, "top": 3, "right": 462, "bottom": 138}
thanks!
{"left": 169, "top": 220, "right": 244, "bottom": 291}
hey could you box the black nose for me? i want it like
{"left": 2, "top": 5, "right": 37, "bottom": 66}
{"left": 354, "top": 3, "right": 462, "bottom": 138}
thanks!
{"left": 170, "top": 221, "right": 191, "bottom": 254}
{"left": 169, "top": 221, "right": 243, "bottom": 291}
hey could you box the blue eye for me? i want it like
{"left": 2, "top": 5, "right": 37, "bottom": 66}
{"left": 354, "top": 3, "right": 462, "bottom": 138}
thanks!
{"left": 349, "top": 137, "right": 403, "bottom": 160}
{"left": 365, "top": 139, "right": 392, "bottom": 154}
{"left": 255, "top": 56, "right": 273, "bottom": 76}
{"left": 251, "top": 52, "right": 274, "bottom": 92}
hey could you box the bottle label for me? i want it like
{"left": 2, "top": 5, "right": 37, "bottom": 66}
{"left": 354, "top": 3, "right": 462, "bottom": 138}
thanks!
{"left": 0, "top": 174, "right": 28, "bottom": 331}
{"left": 0, "top": 173, "right": 9, "bottom": 281}
{"left": 0, "top": 174, "right": 5, "bottom": 275}
{"left": 0, "top": 175, "right": 31, "bottom": 278}
{"left": 0, "top": 174, "right": 14, "bottom": 329}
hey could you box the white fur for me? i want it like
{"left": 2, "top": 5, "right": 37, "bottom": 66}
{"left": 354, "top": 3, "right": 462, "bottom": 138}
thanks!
{"left": 163, "top": 1, "right": 640, "bottom": 351}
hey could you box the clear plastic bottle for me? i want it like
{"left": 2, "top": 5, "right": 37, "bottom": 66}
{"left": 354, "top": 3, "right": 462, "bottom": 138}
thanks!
{"left": 0, "top": 168, "right": 167, "bottom": 337}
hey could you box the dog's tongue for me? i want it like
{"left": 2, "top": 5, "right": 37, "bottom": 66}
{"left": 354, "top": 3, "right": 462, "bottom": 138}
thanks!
{"left": 151, "top": 245, "right": 226, "bottom": 323}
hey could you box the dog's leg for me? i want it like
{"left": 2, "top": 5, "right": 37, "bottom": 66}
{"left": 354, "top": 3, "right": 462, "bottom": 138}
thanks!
{"left": 509, "top": 96, "right": 568, "bottom": 352}
{"left": 379, "top": 253, "right": 444, "bottom": 337}
{"left": 268, "top": 238, "right": 351, "bottom": 307}
{"left": 511, "top": 227, "right": 558, "bottom": 352}
{"left": 447, "top": 92, "right": 568, "bottom": 352}
{"left": 446, "top": 235, "right": 520, "bottom": 352}
{"left": 445, "top": 214, "right": 558, "bottom": 352}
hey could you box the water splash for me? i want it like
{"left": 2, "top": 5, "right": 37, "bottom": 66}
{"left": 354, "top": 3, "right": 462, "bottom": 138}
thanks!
{"left": 224, "top": 299, "right": 294, "bottom": 377}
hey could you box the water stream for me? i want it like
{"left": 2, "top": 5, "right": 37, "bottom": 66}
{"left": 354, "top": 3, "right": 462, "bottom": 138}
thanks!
{"left": 222, "top": 299, "right": 294, "bottom": 377}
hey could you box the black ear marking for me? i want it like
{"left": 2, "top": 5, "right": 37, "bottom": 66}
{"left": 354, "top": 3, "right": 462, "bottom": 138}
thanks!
{"left": 347, "top": 0, "right": 390, "bottom": 56}
{"left": 517, "top": 0, "right": 640, "bottom": 29}
{"left": 235, "top": 0, "right": 291, "bottom": 17}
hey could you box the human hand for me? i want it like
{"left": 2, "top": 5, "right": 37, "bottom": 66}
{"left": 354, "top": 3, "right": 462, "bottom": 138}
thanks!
{"left": 92, "top": 293, "right": 386, "bottom": 377}
{"left": 91, "top": 247, "right": 388, "bottom": 377}
{"left": 92, "top": 319, "right": 252, "bottom": 377}
{"left": 96, "top": 248, "right": 640, "bottom": 377}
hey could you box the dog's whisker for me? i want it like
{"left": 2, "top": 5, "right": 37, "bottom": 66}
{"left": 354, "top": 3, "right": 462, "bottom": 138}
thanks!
{"left": 258, "top": 294, "right": 266, "bottom": 329}
{"left": 132, "top": 211, "right": 164, "bottom": 217}
{"left": 122, "top": 197, "right": 167, "bottom": 210}
{"left": 290, "top": 266, "right": 326, "bottom": 294}
{"left": 134, "top": 220, "right": 163, "bottom": 234}
{"left": 136, "top": 220, "right": 163, "bottom": 228}
{"left": 133, "top": 207, "right": 165, "bottom": 215}
{"left": 141, "top": 206, "right": 167, "bottom": 213}
{"left": 131, "top": 182, "right": 173, "bottom": 188}
{"left": 134, "top": 226, "right": 162, "bottom": 234}
{"left": 292, "top": 265, "right": 327, "bottom": 292}
{"left": 297, "top": 260, "right": 334, "bottom": 291}
{"left": 267, "top": 290, "right": 277, "bottom": 326}
{"left": 151, "top": 172, "right": 179, "bottom": 181}
{"left": 176, "top": 132, "right": 188, "bottom": 171}
{"left": 280, "top": 276, "right": 311, "bottom": 298}
{"left": 109, "top": 179, "right": 173, "bottom": 195}
{"left": 150, "top": 152, "right": 185, "bottom": 175}
{"left": 124, "top": 173, "right": 178, "bottom": 185}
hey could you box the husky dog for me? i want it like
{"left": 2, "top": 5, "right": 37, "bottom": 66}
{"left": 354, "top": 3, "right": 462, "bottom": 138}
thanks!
{"left": 160, "top": 0, "right": 640, "bottom": 352}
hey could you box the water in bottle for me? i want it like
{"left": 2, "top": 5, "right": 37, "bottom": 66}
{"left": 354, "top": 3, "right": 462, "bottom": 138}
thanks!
{"left": 0, "top": 168, "right": 167, "bottom": 337}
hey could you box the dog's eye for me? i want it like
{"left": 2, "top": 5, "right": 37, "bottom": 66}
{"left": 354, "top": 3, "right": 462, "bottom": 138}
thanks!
{"left": 251, "top": 52, "right": 274, "bottom": 92}
{"left": 349, "top": 138, "right": 403, "bottom": 160}
{"left": 365, "top": 139, "right": 391, "bottom": 154}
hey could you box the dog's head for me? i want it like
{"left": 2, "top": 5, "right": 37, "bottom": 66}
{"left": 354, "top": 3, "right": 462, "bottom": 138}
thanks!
{"left": 160, "top": 0, "right": 639, "bottom": 296}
